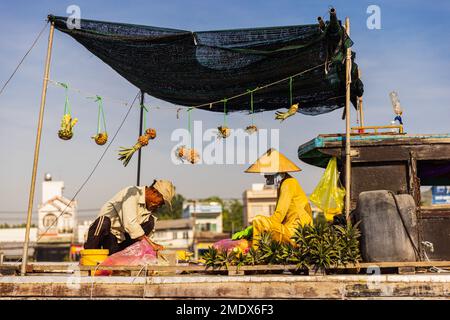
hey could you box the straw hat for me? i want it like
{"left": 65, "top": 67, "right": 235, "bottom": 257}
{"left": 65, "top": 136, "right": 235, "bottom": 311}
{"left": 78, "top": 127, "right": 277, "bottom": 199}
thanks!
{"left": 153, "top": 180, "right": 175, "bottom": 210}
{"left": 245, "top": 148, "right": 301, "bottom": 174}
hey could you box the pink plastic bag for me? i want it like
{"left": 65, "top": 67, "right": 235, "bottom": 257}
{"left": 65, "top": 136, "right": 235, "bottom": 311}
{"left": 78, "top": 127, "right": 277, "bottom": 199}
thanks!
{"left": 96, "top": 239, "right": 159, "bottom": 276}
{"left": 213, "top": 239, "right": 250, "bottom": 254}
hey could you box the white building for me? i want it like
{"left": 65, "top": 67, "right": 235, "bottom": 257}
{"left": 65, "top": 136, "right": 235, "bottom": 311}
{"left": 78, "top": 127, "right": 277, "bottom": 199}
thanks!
{"left": 37, "top": 173, "right": 77, "bottom": 243}
{"left": 76, "top": 220, "right": 93, "bottom": 244}
{"left": 152, "top": 218, "right": 194, "bottom": 251}
{"left": 242, "top": 183, "right": 277, "bottom": 226}
{"left": 182, "top": 201, "right": 223, "bottom": 233}
{"left": 0, "top": 228, "right": 38, "bottom": 262}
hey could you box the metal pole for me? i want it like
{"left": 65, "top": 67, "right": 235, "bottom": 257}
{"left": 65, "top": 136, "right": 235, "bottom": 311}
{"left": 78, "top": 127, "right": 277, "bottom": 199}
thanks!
{"left": 137, "top": 90, "right": 144, "bottom": 186}
{"left": 21, "top": 22, "right": 54, "bottom": 276}
{"left": 344, "top": 17, "right": 352, "bottom": 222}
{"left": 358, "top": 68, "right": 365, "bottom": 128}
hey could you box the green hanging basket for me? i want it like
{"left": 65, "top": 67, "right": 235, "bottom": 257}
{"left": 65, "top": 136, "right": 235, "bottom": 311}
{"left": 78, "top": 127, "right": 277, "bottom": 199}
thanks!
{"left": 58, "top": 84, "right": 77, "bottom": 140}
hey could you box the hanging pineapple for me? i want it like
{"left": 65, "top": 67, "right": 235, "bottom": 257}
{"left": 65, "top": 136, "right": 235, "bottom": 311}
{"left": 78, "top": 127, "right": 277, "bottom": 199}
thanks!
{"left": 90, "top": 96, "right": 108, "bottom": 145}
{"left": 58, "top": 83, "right": 77, "bottom": 140}
{"left": 275, "top": 103, "right": 298, "bottom": 122}
{"left": 92, "top": 132, "right": 108, "bottom": 145}
{"left": 275, "top": 78, "right": 298, "bottom": 122}
{"left": 58, "top": 114, "right": 78, "bottom": 140}
{"left": 118, "top": 128, "right": 157, "bottom": 167}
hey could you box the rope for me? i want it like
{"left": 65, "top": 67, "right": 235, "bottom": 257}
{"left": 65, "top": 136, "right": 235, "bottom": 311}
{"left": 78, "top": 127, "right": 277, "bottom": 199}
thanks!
{"left": 143, "top": 264, "right": 148, "bottom": 299}
{"left": 132, "top": 265, "right": 147, "bottom": 282}
{"left": 16, "top": 91, "right": 141, "bottom": 261}
{"left": 247, "top": 89, "right": 256, "bottom": 125}
{"left": 388, "top": 191, "right": 421, "bottom": 259}
{"left": 89, "top": 264, "right": 101, "bottom": 299}
{"left": 99, "top": 97, "right": 107, "bottom": 133}
{"left": 48, "top": 61, "right": 326, "bottom": 117}
{"left": 289, "top": 77, "right": 293, "bottom": 106}
{"left": 187, "top": 107, "right": 193, "bottom": 148}
{"left": 142, "top": 104, "right": 148, "bottom": 130}
{"left": 421, "top": 241, "right": 447, "bottom": 273}
{"left": 63, "top": 84, "right": 72, "bottom": 115}
{"left": 388, "top": 191, "right": 448, "bottom": 273}
{"left": 49, "top": 79, "right": 132, "bottom": 108}
{"left": 0, "top": 21, "right": 49, "bottom": 97}
{"left": 191, "top": 62, "right": 325, "bottom": 110}
{"left": 97, "top": 98, "right": 102, "bottom": 133}
{"left": 88, "top": 95, "right": 108, "bottom": 134}
{"left": 223, "top": 99, "right": 228, "bottom": 126}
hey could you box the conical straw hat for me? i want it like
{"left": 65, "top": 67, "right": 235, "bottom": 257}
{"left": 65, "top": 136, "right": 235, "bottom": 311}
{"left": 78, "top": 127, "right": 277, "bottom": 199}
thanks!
{"left": 245, "top": 148, "right": 301, "bottom": 173}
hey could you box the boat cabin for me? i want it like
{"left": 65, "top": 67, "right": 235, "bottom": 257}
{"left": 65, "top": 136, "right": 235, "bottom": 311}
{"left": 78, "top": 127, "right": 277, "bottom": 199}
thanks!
{"left": 298, "top": 132, "right": 450, "bottom": 260}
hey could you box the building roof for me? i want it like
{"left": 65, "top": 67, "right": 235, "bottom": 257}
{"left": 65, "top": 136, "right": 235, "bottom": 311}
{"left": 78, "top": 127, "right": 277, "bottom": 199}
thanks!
{"left": 39, "top": 196, "right": 76, "bottom": 211}
{"left": 194, "top": 232, "right": 230, "bottom": 242}
{"left": 155, "top": 218, "right": 194, "bottom": 231}
{"left": 243, "top": 188, "right": 277, "bottom": 199}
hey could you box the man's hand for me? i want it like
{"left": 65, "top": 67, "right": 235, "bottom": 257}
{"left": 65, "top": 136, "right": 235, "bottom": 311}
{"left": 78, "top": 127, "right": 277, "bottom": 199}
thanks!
{"left": 136, "top": 235, "right": 164, "bottom": 251}
{"left": 136, "top": 235, "right": 147, "bottom": 242}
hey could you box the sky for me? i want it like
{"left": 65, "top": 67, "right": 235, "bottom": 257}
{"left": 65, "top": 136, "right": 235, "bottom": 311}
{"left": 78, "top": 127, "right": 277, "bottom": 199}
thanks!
{"left": 0, "top": 0, "right": 449, "bottom": 223}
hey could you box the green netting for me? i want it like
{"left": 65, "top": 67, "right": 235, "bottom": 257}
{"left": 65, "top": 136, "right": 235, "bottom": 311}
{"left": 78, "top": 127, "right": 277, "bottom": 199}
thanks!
{"left": 49, "top": 10, "right": 363, "bottom": 115}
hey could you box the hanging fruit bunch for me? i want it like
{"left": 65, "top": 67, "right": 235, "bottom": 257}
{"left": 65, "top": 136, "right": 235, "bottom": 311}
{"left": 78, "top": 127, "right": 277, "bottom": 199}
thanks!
{"left": 90, "top": 96, "right": 108, "bottom": 145}
{"left": 58, "top": 83, "right": 78, "bottom": 140}
{"left": 175, "top": 145, "right": 200, "bottom": 164}
{"left": 217, "top": 98, "right": 231, "bottom": 139}
{"left": 58, "top": 114, "right": 78, "bottom": 140}
{"left": 92, "top": 132, "right": 108, "bottom": 145}
{"left": 186, "top": 148, "right": 200, "bottom": 164}
{"left": 275, "top": 78, "right": 298, "bottom": 122}
{"left": 118, "top": 128, "right": 157, "bottom": 167}
{"left": 275, "top": 103, "right": 298, "bottom": 122}
{"left": 245, "top": 125, "right": 258, "bottom": 135}
{"left": 174, "top": 108, "right": 200, "bottom": 164}
{"left": 118, "top": 103, "right": 157, "bottom": 166}
{"left": 145, "top": 128, "right": 156, "bottom": 139}
{"left": 217, "top": 125, "right": 231, "bottom": 139}
{"left": 245, "top": 89, "right": 258, "bottom": 135}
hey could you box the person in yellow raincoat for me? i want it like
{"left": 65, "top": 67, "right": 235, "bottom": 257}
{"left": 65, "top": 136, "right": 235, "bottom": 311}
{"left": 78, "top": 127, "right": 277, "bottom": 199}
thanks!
{"left": 245, "top": 148, "right": 313, "bottom": 247}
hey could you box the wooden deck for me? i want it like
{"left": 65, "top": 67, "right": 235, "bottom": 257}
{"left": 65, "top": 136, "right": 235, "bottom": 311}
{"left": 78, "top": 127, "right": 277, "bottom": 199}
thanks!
{"left": 0, "top": 274, "right": 449, "bottom": 299}
{"left": 1, "top": 262, "right": 450, "bottom": 299}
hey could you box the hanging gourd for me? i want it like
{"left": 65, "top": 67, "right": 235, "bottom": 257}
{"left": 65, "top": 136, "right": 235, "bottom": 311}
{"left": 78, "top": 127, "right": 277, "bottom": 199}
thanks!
{"left": 217, "top": 99, "right": 231, "bottom": 139}
{"left": 174, "top": 108, "right": 200, "bottom": 164}
{"left": 245, "top": 89, "right": 258, "bottom": 134}
{"left": 275, "top": 77, "right": 299, "bottom": 122}
{"left": 90, "top": 95, "right": 108, "bottom": 145}
{"left": 118, "top": 103, "right": 156, "bottom": 167}
{"left": 58, "top": 83, "right": 78, "bottom": 140}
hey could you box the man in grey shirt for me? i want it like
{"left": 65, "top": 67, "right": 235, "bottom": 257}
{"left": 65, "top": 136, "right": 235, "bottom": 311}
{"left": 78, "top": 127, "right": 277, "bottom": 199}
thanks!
{"left": 84, "top": 179, "right": 175, "bottom": 254}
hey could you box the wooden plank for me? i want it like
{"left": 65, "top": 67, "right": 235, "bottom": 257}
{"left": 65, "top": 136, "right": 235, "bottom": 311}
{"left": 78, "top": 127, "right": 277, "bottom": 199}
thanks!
{"left": 4, "top": 261, "right": 450, "bottom": 276}
{"left": 398, "top": 267, "right": 416, "bottom": 275}
{"left": 1, "top": 275, "right": 449, "bottom": 299}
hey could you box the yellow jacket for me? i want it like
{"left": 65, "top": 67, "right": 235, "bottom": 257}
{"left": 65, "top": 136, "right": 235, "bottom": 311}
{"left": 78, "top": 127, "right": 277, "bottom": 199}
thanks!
{"left": 253, "top": 175, "right": 312, "bottom": 244}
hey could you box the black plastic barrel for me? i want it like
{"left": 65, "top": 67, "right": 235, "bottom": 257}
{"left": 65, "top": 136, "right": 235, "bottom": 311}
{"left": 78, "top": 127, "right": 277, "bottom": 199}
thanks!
{"left": 355, "top": 190, "right": 419, "bottom": 262}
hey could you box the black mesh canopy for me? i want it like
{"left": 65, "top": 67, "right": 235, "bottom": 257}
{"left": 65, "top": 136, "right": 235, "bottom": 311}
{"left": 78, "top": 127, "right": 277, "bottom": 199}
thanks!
{"left": 49, "top": 10, "right": 363, "bottom": 115}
